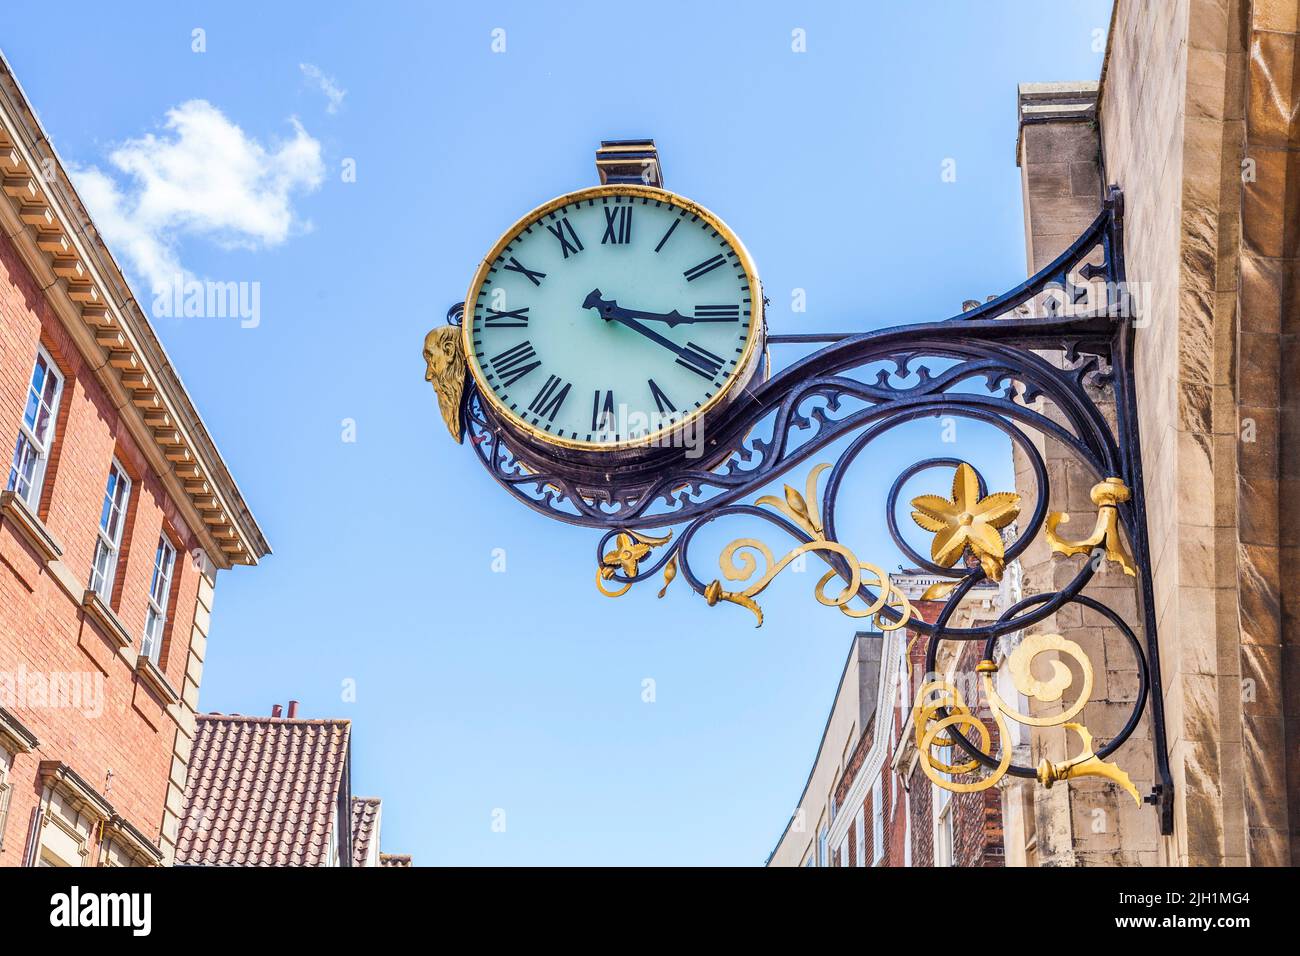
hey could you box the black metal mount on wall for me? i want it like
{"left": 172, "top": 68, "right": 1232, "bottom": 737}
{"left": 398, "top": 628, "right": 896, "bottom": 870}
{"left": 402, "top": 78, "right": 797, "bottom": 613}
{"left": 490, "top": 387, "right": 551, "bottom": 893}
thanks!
{"left": 457, "top": 185, "right": 1174, "bottom": 835}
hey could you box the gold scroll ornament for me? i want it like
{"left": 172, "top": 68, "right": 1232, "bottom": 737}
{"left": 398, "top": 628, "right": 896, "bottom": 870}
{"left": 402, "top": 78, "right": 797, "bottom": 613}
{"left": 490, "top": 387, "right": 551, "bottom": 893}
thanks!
{"left": 1044, "top": 476, "right": 1136, "bottom": 576}
{"left": 912, "top": 632, "right": 1140, "bottom": 804}
{"left": 598, "top": 463, "right": 916, "bottom": 630}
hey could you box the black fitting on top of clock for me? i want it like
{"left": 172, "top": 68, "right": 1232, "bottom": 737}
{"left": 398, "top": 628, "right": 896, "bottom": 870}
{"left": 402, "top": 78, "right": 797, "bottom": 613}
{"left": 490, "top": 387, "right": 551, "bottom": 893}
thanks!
{"left": 595, "top": 139, "right": 663, "bottom": 188}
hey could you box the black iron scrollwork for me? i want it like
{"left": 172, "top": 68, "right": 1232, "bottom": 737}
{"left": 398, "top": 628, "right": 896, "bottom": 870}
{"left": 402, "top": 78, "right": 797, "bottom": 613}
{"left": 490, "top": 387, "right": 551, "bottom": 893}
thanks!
{"left": 458, "top": 186, "right": 1173, "bottom": 833}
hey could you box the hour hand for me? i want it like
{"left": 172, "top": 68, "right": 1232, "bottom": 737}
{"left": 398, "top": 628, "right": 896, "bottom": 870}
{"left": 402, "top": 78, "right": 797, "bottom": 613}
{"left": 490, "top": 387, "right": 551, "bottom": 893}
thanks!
{"left": 582, "top": 288, "right": 616, "bottom": 315}
{"left": 582, "top": 289, "right": 691, "bottom": 327}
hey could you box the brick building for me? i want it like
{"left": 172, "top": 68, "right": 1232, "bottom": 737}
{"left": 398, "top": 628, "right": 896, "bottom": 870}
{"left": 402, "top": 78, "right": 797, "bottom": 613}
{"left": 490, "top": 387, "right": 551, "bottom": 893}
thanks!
{"left": 767, "top": 573, "right": 1002, "bottom": 867}
{"left": 0, "top": 55, "right": 268, "bottom": 865}
{"left": 176, "top": 707, "right": 411, "bottom": 867}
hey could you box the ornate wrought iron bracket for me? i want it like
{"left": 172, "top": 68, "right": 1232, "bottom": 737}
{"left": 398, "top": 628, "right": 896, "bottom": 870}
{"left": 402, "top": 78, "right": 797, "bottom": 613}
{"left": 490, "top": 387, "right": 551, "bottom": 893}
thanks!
{"left": 439, "top": 185, "right": 1175, "bottom": 836}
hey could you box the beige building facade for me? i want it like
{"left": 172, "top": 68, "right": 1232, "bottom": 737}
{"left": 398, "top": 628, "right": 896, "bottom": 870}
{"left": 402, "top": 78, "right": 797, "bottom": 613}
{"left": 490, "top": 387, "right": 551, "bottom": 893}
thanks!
{"left": 771, "top": 0, "right": 1299, "bottom": 869}
{"left": 1009, "top": 0, "right": 1300, "bottom": 867}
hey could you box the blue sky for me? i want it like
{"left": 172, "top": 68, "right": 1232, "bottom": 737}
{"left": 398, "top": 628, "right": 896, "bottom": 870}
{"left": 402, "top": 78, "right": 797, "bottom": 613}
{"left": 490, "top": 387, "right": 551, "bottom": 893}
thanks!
{"left": 2, "top": 0, "right": 1110, "bottom": 865}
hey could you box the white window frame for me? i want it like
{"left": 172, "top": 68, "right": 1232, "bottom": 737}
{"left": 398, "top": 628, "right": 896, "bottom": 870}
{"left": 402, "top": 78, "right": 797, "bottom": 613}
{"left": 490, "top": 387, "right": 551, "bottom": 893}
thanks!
{"left": 872, "top": 778, "right": 885, "bottom": 864}
{"left": 141, "top": 535, "right": 177, "bottom": 663}
{"left": 903, "top": 785, "right": 912, "bottom": 867}
{"left": 0, "top": 747, "right": 12, "bottom": 854}
{"left": 854, "top": 807, "right": 866, "bottom": 868}
{"left": 7, "top": 347, "right": 63, "bottom": 509}
{"left": 89, "top": 459, "right": 131, "bottom": 598}
{"left": 934, "top": 782, "right": 953, "bottom": 867}
{"left": 817, "top": 824, "right": 828, "bottom": 867}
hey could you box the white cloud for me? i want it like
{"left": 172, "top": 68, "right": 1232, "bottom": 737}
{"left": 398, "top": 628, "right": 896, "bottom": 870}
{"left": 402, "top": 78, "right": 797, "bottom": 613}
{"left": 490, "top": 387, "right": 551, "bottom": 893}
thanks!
{"left": 299, "top": 63, "right": 346, "bottom": 114}
{"left": 71, "top": 99, "right": 325, "bottom": 296}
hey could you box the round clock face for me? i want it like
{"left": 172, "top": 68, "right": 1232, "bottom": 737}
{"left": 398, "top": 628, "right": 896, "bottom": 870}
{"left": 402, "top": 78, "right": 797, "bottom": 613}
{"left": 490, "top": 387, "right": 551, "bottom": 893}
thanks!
{"left": 463, "top": 185, "right": 762, "bottom": 451}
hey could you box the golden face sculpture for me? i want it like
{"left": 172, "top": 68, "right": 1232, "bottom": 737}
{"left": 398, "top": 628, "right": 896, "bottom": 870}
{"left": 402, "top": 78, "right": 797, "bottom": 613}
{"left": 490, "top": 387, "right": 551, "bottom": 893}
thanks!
{"left": 424, "top": 326, "right": 466, "bottom": 442}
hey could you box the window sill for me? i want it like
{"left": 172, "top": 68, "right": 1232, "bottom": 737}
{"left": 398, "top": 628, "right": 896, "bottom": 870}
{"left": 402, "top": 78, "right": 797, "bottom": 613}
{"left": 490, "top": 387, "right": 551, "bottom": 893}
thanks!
{"left": 0, "top": 490, "right": 63, "bottom": 563}
{"left": 134, "top": 654, "right": 179, "bottom": 705}
{"left": 81, "top": 590, "right": 132, "bottom": 649}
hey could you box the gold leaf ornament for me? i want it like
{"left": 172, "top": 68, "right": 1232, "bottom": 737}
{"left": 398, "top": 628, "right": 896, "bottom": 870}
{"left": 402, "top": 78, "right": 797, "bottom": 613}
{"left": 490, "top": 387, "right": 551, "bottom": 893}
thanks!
{"left": 595, "top": 463, "right": 916, "bottom": 630}
{"left": 597, "top": 531, "right": 672, "bottom": 598}
{"left": 910, "top": 462, "right": 1020, "bottom": 581}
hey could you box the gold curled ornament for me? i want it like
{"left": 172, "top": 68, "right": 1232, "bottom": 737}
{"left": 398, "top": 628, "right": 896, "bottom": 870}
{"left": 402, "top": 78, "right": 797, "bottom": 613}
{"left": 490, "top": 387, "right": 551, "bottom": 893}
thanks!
{"left": 1044, "top": 476, "right": 1136, "bottom": 576}
{"left": 703, "top": 463, "right": 916, "bottom": 629}
{"left": 914, "top": 678, "right": 1011, "bottom": 789}
{"left": 910, "top": 462, "right": 1020, "bottom": 582}
{"left": 1036, "top": 723, "right": 1141, "bottom": 805}
{"left": 595, "top": 463, "right": 916, "bottom": 630}
{"left": 912, "top": 632, "right": 1138, "bottom": 804}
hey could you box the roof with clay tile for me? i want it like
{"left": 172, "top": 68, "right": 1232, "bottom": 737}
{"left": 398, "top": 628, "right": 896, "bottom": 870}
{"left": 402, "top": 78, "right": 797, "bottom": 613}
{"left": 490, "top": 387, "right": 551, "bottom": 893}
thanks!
{"left": 177, "top": 713, "right": 351, "bottom": 867}
{"left": 351, "top": 796, "right": 382, "bottom": 866}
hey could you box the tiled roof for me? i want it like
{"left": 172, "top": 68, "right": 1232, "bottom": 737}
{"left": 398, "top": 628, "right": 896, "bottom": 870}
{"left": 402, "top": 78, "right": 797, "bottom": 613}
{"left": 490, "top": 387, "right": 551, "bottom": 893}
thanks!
{"left": 380, "top": 853, "right": 413, "bottom": 867}
{"left": 351, "top": 796, "right": 381, "bottom": 866}
{"left": 177, "top": 714, "right": 351, "bottom": 867}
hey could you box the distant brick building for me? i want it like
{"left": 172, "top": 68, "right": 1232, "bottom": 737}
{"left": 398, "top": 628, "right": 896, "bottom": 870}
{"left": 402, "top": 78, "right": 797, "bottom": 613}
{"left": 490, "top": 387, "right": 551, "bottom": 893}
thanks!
{"left": 0, "top": 55, "right": 268, "bottom": 866}
{"left": 767, "top": 572, "right": 1003, "bottom": 867}
{"left": 177, "top": 707, "right": 410, "bottom": 867}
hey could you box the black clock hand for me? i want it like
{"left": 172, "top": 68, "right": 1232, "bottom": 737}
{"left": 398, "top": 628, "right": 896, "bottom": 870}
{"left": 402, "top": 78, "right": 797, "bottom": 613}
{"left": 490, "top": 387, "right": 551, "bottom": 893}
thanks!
{"left": 581, "top": 289, "right": 732, "bottom": 327}
{"left": 582, "top": 289, "right": 720, "bottom": 375}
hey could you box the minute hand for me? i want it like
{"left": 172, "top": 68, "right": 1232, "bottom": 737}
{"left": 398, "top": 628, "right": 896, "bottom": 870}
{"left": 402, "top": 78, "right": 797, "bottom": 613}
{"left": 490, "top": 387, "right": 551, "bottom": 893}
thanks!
{"left": 582, "top": 289, "right": 719, "bottom": 374}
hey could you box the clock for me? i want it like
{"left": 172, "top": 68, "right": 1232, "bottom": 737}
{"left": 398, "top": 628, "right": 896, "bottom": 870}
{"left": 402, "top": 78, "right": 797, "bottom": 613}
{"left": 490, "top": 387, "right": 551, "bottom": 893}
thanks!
{"left": 462, "top": 184, "right": 764, "bottom": 459}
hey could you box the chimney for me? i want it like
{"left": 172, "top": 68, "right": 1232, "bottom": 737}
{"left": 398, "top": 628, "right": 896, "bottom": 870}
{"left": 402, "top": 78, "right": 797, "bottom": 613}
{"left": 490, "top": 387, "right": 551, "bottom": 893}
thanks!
{"left": 287, "top": 700, "right": 299, "bottom": 718}
{"left": 271, "top": 704, "right": 283, "bottom": 718}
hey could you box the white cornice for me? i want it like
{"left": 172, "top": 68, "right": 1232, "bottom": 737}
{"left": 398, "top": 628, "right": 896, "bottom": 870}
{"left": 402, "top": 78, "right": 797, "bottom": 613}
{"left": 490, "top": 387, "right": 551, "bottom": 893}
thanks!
{"left": 826, "top": 631, "right": 904, "bottom": 848}
{"left": 0, "top": 51, "right": 269, "bottom": 568}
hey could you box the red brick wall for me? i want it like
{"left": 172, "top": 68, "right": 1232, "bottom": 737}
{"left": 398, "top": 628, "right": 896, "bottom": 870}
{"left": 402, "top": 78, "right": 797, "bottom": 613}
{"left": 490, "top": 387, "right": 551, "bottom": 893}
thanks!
{"left": 951, "top": 638, "right": 1005, "bottom": 867}
{"left": 833, "top": 714, "right": 893, "bottom": 868}
{"left": 907, "top": 761, "right": 934, "bottom": 866}
{"left": 0, "top": 232, "right": 202, "bottom": 864}
{"left": 885, "top": 601, "right": 1004, "bottom": 867}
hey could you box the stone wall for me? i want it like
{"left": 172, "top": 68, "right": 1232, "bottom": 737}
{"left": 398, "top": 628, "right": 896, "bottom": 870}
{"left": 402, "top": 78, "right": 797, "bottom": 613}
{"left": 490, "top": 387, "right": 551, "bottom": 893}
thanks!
{"left": 1013, "top": 82, "right": 1157, "bottom": 865}
{"left": 1065, "top": 0, "right": 1300, "bottom": 866}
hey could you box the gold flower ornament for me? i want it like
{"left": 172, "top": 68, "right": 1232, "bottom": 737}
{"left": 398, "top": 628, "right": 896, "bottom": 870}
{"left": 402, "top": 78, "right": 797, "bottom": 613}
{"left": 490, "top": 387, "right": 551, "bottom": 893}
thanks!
{"left": 597, "top": 531, "right": 672, "bottom": 597}
{"left": 910, "top": 463, "right": 1020, "bottom": 582}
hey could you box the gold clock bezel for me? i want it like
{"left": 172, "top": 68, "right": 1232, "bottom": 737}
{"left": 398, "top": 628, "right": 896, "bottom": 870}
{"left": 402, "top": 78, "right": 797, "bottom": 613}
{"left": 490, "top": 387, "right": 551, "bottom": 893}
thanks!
{"left": 462, "top": 183, "right": 764, "bottom": 453}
